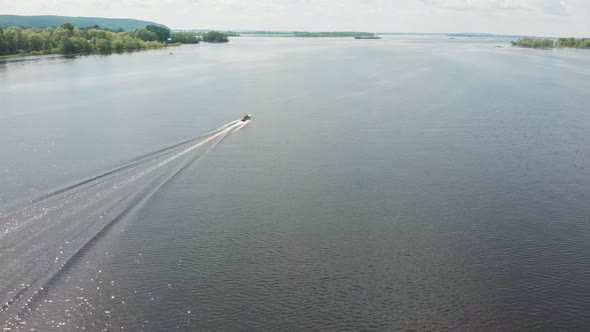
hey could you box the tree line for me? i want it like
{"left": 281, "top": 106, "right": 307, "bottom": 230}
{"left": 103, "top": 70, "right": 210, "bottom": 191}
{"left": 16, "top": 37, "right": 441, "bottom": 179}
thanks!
{"left": 555, "top": 37, "right": 590, "bottom": 49}
{"left": 511, "top": 37, "right": 590, "bottom": 49}
{"left": 0, "top": 22, "right": 232, "bottom": 56}
{"left": 0, "top": 23, "right": 173, "bottom": 55}
{"left": 200, "top": 31, "right": 229, "bottom": 43}
{"left": 168, "top": 31, "right": 231, "bottom": 44}
{"left": 294, "top": 31, "right": 375, "bottom": 37}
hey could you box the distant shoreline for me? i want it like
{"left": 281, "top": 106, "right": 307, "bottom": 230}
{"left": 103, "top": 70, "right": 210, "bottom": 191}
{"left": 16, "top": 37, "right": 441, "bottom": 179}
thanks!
{"left": 511, "top": 37, "right": 590, "bottom": 49}
{"left": 0, "top": 24, "right": 234, "bottom": 58}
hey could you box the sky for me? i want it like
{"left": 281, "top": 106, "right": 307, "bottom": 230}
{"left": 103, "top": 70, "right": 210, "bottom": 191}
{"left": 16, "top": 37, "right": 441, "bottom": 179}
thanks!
{"left": 1, "top": 0, "right": 589, "bottom": 36}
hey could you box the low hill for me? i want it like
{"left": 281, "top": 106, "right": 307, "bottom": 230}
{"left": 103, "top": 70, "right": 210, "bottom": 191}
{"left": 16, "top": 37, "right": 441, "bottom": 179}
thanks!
{"left": 0, "top": 15, "right": 168, "bottom": 31}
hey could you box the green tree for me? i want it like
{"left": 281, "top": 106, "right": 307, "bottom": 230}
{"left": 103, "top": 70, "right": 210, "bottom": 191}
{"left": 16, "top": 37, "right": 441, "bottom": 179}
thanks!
{"left": 72, "top": 37, "right": 93, "bottom": 53}
{"left": 170, "top": 32, "right": 200, "bottom": 44}
{"left": 556, "top": 37, "right": 590, "bottom": 49}
{"left": 0, "top": 27, "right": 8, "bottom": 55}
{"left": 38, "top": 28, "right": 54, "bottom": 50}
{"left": 10, "top": 27, "right": 27, "bottom": 51}
{"left": 201, "top": 31, "right": 229, "bottom": 43}
{"left": 95, "top": 39, "right": 112, "bottom": 53}
{"left": 87, "top": 28, "right": 107, "bottom": 40}
{"left": 61, "top": 22, "right": 75, "bottom": 36}
{"left": 119, "top": 34, "right": 137, "bottom": 50}
{"left": 135, "top": 28, "right": 157, "bottom": 41}
{"left": 511, "top": 37, "right": 554, "bottom": 49}
{"left": 59, "top": 36, "right": 77, "bottom": 53}
{"left": 112, "top": 36, "right": 125, "bottom": 52}
{"left": 146, "top": 25, "right": 170, "bottom": 42}
{"left": 29, "top": 33, "right": 44, "bottom": 51}
{"left": 3, "top": 27, "right": 24, "bottom": 53}
{"left": 52, "top": 27, "right": 69, "bottom": 46}
{"left": 0, "top": 24, "right": 193, "bottom": 56}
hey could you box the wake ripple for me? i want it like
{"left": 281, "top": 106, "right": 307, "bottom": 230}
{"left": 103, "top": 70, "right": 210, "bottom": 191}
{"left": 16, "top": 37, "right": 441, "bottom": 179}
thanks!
{"left": 0, "top": 119, "right": 248, "bottom": 328}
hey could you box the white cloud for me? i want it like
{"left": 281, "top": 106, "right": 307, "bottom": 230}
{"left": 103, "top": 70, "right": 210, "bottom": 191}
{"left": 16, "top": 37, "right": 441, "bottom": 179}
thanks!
{"left": 421, "top": 0, "right": 534, "bottom": 10}
{"left": 420, "top": 0, "right": 570, "bottom": 15}
{"left": 0, "top": 0, "right": 588, "bottom": 36}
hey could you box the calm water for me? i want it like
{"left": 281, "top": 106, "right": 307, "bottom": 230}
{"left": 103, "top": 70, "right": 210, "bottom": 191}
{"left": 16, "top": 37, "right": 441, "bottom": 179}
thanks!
{"left": 1, "top": 36, "right": 590, "bottom": 331}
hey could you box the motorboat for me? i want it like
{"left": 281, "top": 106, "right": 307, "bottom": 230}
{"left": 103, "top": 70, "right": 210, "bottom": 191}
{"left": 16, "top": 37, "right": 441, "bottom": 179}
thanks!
{"left": 241, "top": 114, "right": 252, "bottom": 122}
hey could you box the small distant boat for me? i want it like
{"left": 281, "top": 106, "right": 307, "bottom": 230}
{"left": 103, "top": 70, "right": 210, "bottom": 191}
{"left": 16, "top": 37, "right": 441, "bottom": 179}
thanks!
{"left": 241, "top": 114, "right": 251, "bottom": 122}
{"left": 354, "top": 36, "right": 381, "bottom": 40}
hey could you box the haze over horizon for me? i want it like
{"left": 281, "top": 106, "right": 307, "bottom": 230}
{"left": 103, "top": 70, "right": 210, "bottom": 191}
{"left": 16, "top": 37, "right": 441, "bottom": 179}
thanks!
{"left": 1, "top": 0, "right": 589, "bottom": 37}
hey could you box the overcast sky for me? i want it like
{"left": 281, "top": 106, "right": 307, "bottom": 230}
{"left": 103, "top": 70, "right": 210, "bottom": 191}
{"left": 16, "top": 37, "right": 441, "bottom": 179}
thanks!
{"left": 2, "top": 0, "right": 589, "bottom": 36}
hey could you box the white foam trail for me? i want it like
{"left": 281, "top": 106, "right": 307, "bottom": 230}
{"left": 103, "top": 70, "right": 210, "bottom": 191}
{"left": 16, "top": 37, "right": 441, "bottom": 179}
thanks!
{"left": 0, "top": 119, "right": 247, "bottom": 240}
{"left": 115, "top": 121, "right": 242, "bottom": 193}
{"left": 0, "top": 120, "right": 246, "bottom": 239}
{"left": 0, "top": 119, "right": 248, "bottom": 328}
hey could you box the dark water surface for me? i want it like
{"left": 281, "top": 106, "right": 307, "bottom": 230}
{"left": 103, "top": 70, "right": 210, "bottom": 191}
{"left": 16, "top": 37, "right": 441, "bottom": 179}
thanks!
{"left": 1, "top": 36, "right": 590, "bottom": 331}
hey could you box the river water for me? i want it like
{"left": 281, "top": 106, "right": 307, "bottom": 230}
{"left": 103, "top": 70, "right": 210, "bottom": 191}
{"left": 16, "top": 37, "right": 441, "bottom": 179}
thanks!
{"left": 1, "top": 36, "right": 590, "bottom": 331}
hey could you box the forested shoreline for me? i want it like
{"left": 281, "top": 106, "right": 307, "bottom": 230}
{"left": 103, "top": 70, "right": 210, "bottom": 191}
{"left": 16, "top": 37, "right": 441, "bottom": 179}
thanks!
{"left": 293, "top": 31, "right": 375, "bottom": 37}
{"left": 555, "top": 37, "right": 590, "bottom": 48}
{"left": 511, "top": 37, "right": 590, "bottom": 49}
{"left": 0, "top": 23, "right": 230, "bottom": 57}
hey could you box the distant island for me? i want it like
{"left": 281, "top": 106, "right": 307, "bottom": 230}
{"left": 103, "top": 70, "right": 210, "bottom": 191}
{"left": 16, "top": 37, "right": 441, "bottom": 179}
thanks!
{"left": 293, "top": 31, "right": 375, "bottom": 38}
{"left": 511, "top": 37, "right": 554, "bottom": 48}
{"left": 511, "top": 37, "right": 590, "bottom": 49}
{"left": 555, "top": 37, "right": 590, "bottom": 48}
{"left": 0, "top": 15, "right": 167, "bottom": 31}
{"left": 354, "top": 36, "right": 381, "bottom": 40}
{"left": 172, "top": 30, "right": 231, "bottom": 43}
{"left": 0, "top": 22, "right": 231, "bottom": 57}
{"left": 199, "top": 31, "right": 229, "bottom": 43}
{"left": 217, "top": 30, "right": 376, "bottom": 38}
{"left": 182, "top": 29, "right": 240, "bottom": 37}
